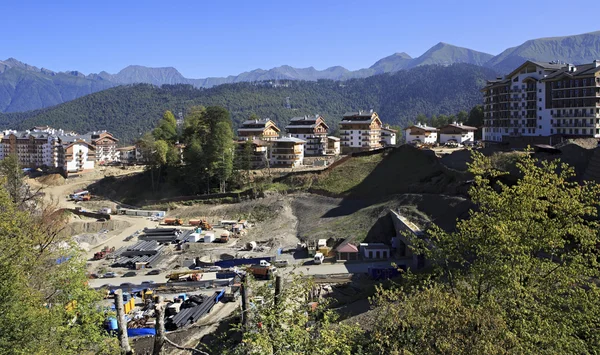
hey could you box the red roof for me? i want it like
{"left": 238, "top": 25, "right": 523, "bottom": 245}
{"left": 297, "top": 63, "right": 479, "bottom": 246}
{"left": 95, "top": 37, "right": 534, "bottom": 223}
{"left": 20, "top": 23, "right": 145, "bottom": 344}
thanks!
{"left": 336, "top": 243, "right": 358, "bottom": 253}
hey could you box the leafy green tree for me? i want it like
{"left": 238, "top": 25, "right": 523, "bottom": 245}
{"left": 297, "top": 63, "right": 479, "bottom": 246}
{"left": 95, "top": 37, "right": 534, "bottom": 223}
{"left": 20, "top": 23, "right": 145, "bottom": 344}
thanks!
{"left": 456, "top": 110, "right": 468, "bottom": 123}
{"left": 153, "top": 110, "right": 178, "bottom": 143}
{"left": 0, "top": 153, "right": 39, "bottom": 209}
{"left": 372, "top": 151, "right": 600, "bottom": 354}
{"left": 222, "top": 275, "right": 364, "bottom": 355}
{"left": 0, "top": 183, "right": 116, "bottom": 354}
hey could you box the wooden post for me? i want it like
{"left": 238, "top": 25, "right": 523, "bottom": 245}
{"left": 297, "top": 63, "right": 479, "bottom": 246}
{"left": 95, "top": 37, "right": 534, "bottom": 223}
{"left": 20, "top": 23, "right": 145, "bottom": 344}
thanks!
{"left": 113, "top": 289, "right": 133, "bottom": 355}
{"left": 152, "top": 296, "right": 165, "bottom": 355}
{"left": 274, "top": 275, "right": 282, "bottom": 306}
{"left": 241, "top": 278, "right": 249, "bottom": 328}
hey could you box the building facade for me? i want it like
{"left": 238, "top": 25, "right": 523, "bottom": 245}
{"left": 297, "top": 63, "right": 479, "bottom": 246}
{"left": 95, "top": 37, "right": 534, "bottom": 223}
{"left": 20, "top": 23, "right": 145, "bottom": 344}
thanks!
{"left": 339, "top": 110, "right": 382, "bottom": 153}
{"left": 0, "top": 127, "right": 118, "bottom": 174}
{"left": 63, "top": 141, "right": 96, "bottom": 173}
{"left": 326, "top": 136, "right": 341, "bottom": 155}
{"left": 403, "top": 123, "right": 438, "bottom": 144}
{"left": 89, "top": 131, "right": 119, "bottom": 164}
{"left": 439, "top": 123, "right": 477, "bottom": 144}
{"left": 237, "top": 118, "right": 280, "bottom": 141}
{"left": 482, "top": 60, "right": 600, "bottom": 142}
{"left": 270, "top": 136, "right": 305, "bottom": 168}
{"left": 380, "top": 126, "right": 397, "bottom": 146}
{"left": 235, "top": 139, "right": 269, "bottom": 169}
{"left": 285, "top": 115, "right": 329, "bottom": 155}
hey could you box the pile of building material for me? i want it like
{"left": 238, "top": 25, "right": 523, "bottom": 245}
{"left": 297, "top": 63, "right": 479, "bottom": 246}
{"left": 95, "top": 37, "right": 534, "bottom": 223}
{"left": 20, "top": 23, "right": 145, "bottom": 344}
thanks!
{"left": 165, "top": 292, "right": 220, "bottom": 331}
{"left": 112, "top": 240, "right": 165, "bottom": 268}
{"left": 139, "top": 228, "right": 192, "bottom": 243}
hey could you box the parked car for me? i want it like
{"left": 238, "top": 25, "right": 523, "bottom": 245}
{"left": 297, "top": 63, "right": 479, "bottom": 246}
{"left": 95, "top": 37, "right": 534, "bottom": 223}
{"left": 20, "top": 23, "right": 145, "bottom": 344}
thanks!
{"left": 141, "top": 280, "right": 155, "bottom": 285}
{"left": 207, "top": 266, "right": 222, "bottom": 272}
{"left": 119, "top": 283, "right": 134, "bottom": 289}
{"left": 146, "top": 269, "right": 161, "bottom": 275}
{"left": 123, "top": 271, "right": 137, "bottom": 277}
{"left": 103, "top": 272, "right": 117, "bottom": 278}
{"left": 273, "top": 260, "right": 289, "bottom": 268}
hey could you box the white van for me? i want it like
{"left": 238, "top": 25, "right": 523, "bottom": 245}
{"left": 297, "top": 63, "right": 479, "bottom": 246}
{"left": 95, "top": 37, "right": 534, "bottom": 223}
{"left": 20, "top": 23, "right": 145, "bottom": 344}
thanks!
{"left": 313, "top": 253, "right": 324, "bottom": 264}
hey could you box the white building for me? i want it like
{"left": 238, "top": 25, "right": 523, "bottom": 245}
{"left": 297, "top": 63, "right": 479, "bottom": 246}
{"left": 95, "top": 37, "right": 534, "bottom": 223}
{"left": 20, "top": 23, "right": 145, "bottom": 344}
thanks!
{"left": 270, "top": 136, "right": 306, "bottom": 168}
{"left": 359, "top": 243, "right": 390, "bottom": 260}
{"left": 403, "top": 123, "right": 438, "bottom": 144}
{"left": 63, "top": 141, "right": 96, "bottom": 173}
{"left": 339, "top": 110, "right": 383, "bottom": 154}
{"left": 481, "top": 60, "right": 600, "bottom": 142}
{"left": 285, "top": 115, "right": 329, "bottom": 156}
{"left": 439, "top": 123, "right": 477, "bottom": 144}
{"left": 380, "top": 126, "right": 397, "bottom": 146}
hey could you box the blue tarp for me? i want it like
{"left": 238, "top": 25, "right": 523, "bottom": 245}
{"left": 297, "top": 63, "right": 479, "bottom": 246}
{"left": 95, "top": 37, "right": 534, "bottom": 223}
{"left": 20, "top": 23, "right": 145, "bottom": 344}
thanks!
{"left": 127, "top": 328, "right": 156, "bottom": 337}
{"left": 215, "top": 289, "right": 226, "bottom": 303}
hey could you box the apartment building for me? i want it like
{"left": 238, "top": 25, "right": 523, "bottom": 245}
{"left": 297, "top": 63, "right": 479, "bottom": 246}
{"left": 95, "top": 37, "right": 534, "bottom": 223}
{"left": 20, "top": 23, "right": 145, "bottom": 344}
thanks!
{"left": 88, "top": 131, "right": 119, "bottom": 163}
{"left": 439, "top": 123, "right": 477, "bottom": 144}
{"left": 339, "top": 110, "right": 382, "bottom": 154}
{"left": 285, "top": 115, "right": 330, "bottom": 155}
{"left": 482, "top": 60, "right": 600, "bottom": 142}
{"left": 0, "top": 131, "right": 60, "bottom": 168}
{"left": 403, "top": 123, "right": 438, "bottom": 144}
{"left": 542, "top": 62, "right": 600, "bottom": 137}
{"left": 380, "top": 126, "right": 398, "bottom": 146}
{"left": 235, "top": 139, "right": 269, "bottom": 169}
{"left": 0, "top": 127, "right": 119, "bottom": 174}
{"left": 326, "top": 136, "right": 341, "bottom": 155}
{"left": 270, "top": 136, "right": 306, "bottom": 168}
{"left": 63, "top": 141, "right": 96, "bottom": 173}
{"left": 237, "top": 118, "right": 280, "bottom": 141}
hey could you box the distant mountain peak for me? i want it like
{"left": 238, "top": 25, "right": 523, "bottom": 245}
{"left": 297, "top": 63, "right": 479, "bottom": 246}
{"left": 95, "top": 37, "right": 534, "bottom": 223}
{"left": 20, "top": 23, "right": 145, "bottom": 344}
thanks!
{"left": 1, "top": 58, "right": 40, "bottom": 72}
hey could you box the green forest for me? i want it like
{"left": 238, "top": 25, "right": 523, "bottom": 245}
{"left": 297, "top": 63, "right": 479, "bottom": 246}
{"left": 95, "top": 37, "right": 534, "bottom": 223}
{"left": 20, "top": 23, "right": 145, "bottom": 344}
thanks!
{"left": 0, "top": 64, "right": 496, "bottom": 143}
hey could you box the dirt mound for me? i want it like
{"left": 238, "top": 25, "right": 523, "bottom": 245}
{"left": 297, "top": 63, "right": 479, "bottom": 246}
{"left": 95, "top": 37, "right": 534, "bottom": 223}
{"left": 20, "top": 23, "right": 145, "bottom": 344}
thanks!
{"left": 63, "top": 219, "right": 131, "bottom": 238}
{"left": 555, "top": 138, "right": 598, "bottom": 150}
{"left": 37, "top": 174, "right": 65, "bottom": 186}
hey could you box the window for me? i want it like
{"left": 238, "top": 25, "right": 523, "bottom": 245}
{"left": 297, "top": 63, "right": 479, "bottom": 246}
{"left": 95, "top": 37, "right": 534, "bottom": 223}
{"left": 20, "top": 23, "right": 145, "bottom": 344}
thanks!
{"left": 539, "top": 89, "right": 542, "bottom": 93}
{"left": 539, "top": 98, "right": 542, "bottom": 102}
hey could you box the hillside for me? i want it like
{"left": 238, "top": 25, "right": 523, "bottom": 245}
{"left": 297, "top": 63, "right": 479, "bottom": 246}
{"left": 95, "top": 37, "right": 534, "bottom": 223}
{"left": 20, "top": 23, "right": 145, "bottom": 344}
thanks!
{"left": 0, "top": 64, "right": 497, "bottom": 143}
{"left": 486, "top": 30, "right": 600, "bottom": 72}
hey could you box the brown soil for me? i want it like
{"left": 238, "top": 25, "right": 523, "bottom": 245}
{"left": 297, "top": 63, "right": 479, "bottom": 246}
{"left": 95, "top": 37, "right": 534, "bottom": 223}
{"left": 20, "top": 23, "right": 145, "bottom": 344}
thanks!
{"left": 36, "top": 173, "right": 66, "bottom": 186}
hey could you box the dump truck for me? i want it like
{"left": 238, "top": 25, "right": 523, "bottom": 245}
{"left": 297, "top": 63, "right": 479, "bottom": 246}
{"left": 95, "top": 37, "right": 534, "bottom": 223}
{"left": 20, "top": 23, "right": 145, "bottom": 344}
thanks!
{"left": 247, "top": 264, "right": 276, "bottom": 280}
{"left": 93, "top": 246, "right": 115, "bottom": 260}
{"left": 163, "top": 218, "right": 184, "bottom": 226}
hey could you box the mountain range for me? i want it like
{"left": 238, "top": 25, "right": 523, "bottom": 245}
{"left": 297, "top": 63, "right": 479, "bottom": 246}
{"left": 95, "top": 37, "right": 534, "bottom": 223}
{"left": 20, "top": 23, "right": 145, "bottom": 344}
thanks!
{"left": 1, "top": 30, "right": 600, "bottom": 113}
{"left": 0, "top": 64, "right": 496, "bottom": 143}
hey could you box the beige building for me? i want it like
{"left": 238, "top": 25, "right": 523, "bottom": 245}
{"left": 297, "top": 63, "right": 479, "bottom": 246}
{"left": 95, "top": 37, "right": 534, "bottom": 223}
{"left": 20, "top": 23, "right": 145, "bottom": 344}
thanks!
{"left": 270, "top": 136, "right": 306, "bottom": 168}
{"left": 235, "top": 139, "right": 269, "bottom": 169}
{"left": 339, "top": 110, "right": 382, "bottom": 153}
{"left": 237, "top": 118, "right": 280, "bottom": 141}
{"left": 285, "top": 115, "right": 330, "bottom": 155}
{"left": 403, "top": 124, "right": 438, "bottom": 145}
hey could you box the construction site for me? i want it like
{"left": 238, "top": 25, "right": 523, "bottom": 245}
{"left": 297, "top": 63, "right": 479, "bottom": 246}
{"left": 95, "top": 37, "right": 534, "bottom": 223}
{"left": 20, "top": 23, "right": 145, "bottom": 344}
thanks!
{"left": 24, "top": 139, "right": 600, "bottom": 353}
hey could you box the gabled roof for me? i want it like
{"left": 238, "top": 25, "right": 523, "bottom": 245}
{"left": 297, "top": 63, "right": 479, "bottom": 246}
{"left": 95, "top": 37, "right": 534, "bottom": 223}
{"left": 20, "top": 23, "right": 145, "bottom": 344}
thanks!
{"left": 439, "top": 123, "right": 477, "bottom": 132}
{"left": 65, "top": 140, "right": 96, "bottom": 150}
{"left": 542, "top": 63, "right": 600, "bottom": 81}
{"left": 336, "top": 242, "right": 358, "bottom": 253}
{"left": 240, "top": 118, "right": 281, "bottom": 132}
{"left": 405, "top": 124, "right": 438, "bottom": 132}
{"left": 506, "top": 60, "right": 565, "bottom": 79}
{"left": 274, "top": 136, "right": 306, "bottom": 143}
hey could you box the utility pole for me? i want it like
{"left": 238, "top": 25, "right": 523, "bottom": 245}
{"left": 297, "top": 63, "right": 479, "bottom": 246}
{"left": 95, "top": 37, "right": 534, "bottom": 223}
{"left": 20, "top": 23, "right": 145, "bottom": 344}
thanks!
{"left": 113, "top": 289, "right": 133, "bottom": 355}
{"left": 153, "top": 296, "right": 165, "bottom": 355}
{"left": 240, "top": 277, "right": 249, "bottom": 329}
{"left": 274, "top": 275, "right": 283, "bottom": 307}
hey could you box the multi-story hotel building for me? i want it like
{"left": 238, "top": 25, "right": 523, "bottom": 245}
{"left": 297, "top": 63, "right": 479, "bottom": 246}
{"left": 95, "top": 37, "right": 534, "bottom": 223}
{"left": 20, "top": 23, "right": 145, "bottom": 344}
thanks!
{"left": 339, "top": 110, "right": 382, "bottom": 154}
{"left": 482, "top": 60, "right": 600, "bottom": 142}
{"left": 270, "top": 136, "right": 306, "bottom": 168}
{"left": 285, "top": 115, "right": 329, "bottom": 156}
{"left": 237, "top": 118, "right": 280, "bottom": 141}
{"left": 235, "top": 139, "right": 269, "bottom": 169}
{"left": 0, "top": 127, "right": 119, "bottom": 175}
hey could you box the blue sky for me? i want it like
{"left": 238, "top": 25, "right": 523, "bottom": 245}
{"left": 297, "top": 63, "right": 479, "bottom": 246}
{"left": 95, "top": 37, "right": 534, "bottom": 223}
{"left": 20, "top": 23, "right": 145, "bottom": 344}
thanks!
{"left": 1, "top": 0, "right": 598, "bottom": 78}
